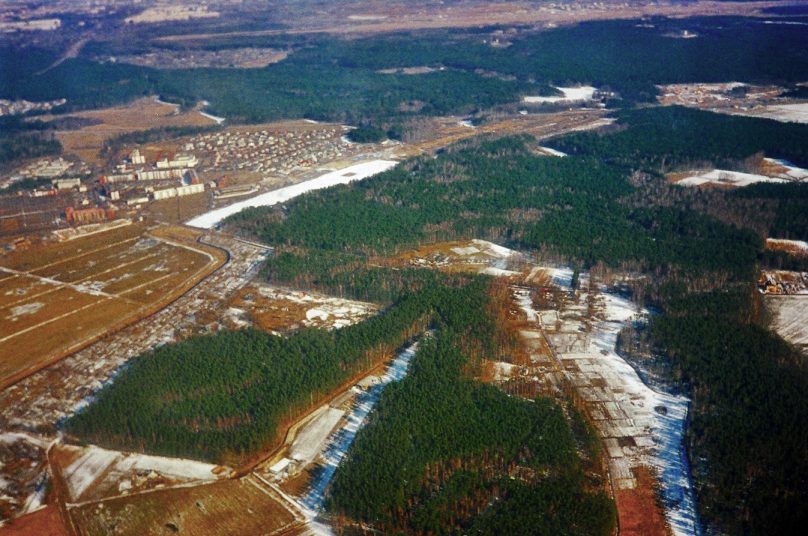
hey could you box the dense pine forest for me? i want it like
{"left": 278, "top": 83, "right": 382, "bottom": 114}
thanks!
{"left": 39, "top": 11, "right": 808, "bottom": 533}
{"left": 553, "top": 106, "right": 808, "bottom": 170}
{"left": 328, "top": 286, "right": 614, "bottom": 535}
{"left": 0, "top": 117, "right": 62, "bottom": 168}
{"left": 650, "top": 288, "right": 808, "bottom": 535}
{"left": 224, "top": 108, "right": 808, "bottom": 534}
{"left": 228, "top": 132, "right": 763, "bottom": 303}
{"left": 67, "top": 290, "right": 434, "bottom": 461}
{"left": 3, "top": 17, "right": 808, "bottom": 123}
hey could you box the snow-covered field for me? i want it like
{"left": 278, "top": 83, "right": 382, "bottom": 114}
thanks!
{"left": 247, "top": 284, "right": 378, "bottom": 330}
{"left": 676, "top": 169, "right": 789, "bottom": 188}
{"left": 288, "top": 407, "right": 346, "bottom": 467}
{"left": 745, "top": 103, "right": 808, "bottom": 124}
{"left": 186, "top": 160, "right": 399, "bottom": 228}
{"left": 523, "top": 86, "right": 597, "bottom": 104}
{"left": 297, "top": 341, "right": 419, "bottom": 513}
{"left": 518, "top": 274, "right": 700, "bottom": 535}
{"left": 62, "top": 444, "right": 223, "bottom": 502}
{"left": 767, "top": 296, "right": 808, "bottom": 349}
{"left": 537, "top": 146, "right": 568, "bottom": 157}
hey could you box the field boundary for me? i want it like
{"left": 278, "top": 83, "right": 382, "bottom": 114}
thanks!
{"left": 0, "top": 229, "right": 227, "bottom": 390}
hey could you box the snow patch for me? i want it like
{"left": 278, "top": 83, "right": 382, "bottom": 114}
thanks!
{"left": 297, "top": 341, "right": 419, "bottom": 512}
{"left": 186, "top": 160, "right": 399, "bottom": 229}
{"left": 523, "top": 86, "right": 596, "bottom": 104}
{"left": 6, "top": 302, "right": 44, "bottom": 319}
{"left": 677, "top": 169, "right": 790, "bottom": 188}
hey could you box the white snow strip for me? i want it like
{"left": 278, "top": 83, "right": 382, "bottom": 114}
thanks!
{"left": 471, "top": 239, "right": 519, "bottom": 258}
{"left": 451, "top": 246, "right": 480, "bottom": 255}
{"left": 538, "top": 146, "right": 568, "bottom": 157}
{"left": 297, "top": 341, "right": 419, "bottom": 513}
{"left": 186, "top": 160, "right": 399, "bottom": 228}
{"left": 482, "top": 266, "right": 519, "bottom": 277}
{"left": 199, "top": 110, "right": 225, "bottom": 124}
{"left": 677, "top": 169, "right": 789, "bottom": 188}
{"left": 523, "top": 86, "right": 596, "bottom": 104}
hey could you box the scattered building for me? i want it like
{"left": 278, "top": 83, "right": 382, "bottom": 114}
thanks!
{"left": 152, "top": 183, "right": 205, "bottom": 201}
{"left": 53, "top": 178, "right": 81, "bottom": 191}
{"left": 157, "top": 154, "right": 198, "bottom": 169}
{"left": 130, "top": 149, "right": 145, "bottom": 165}
{"left": 65, "top": 206, "right": 116, "bottom": 225}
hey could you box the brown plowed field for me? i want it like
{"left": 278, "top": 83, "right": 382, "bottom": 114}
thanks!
{"left": 69, "top": 476, "right": 305, "bottom": 536}
{"left": 0, "top": 224, "right": 225, "bottom": 389}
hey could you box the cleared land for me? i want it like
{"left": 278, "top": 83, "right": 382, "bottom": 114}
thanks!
{"left": 153, "top": 1, "right": 792, "bottom": 41}
{"left": 69, "top": 475, "right": 305, "bottom": 536}
{"left": 50, "top": 443, "right": 226, "bottom": 504}
{"left": 767, "top": 295, "right": 808, "bottom": 352}
{"left": 0, "top": 506, "right": 69, "bottom": 536}
{"left": 228, "top": 284, "right": 377, "bottom": 332}
{"left": 0, "top": 223, "right": 225, "bottom": 389}
{"left": 41, "top": 98, "right": 217, "bottom": 163}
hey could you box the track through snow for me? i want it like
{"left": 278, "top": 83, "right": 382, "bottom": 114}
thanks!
{"left": 297, "top": 341, "right": 419, "bottom": 519}
{"left": 186, "top": 160, "right": 398, "bottom": 229}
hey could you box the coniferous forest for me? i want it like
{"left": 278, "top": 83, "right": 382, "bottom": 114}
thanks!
{"left": 3, "top": 6, "right": 793, "bottom": 531}
{"left": 69, "top": 102, "right": 808, "bottom": 534}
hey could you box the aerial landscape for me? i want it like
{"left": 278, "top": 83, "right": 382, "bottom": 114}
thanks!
{"left": 1, "top": 0, "right": 808, "bottom": 534}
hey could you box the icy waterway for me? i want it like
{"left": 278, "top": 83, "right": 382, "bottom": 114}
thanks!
{"left": 297, "top": 341, "right": 419, "bottom": 515}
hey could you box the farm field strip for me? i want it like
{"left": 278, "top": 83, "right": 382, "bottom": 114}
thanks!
{"left": 0, "top": 275, "right": 53, "bottom": 308}
{"left": 68, "top": 475, "right": 305, "bottom": 536}
{"left": 1, "top": 224, "right": 147, "bottom": 272}
{"left": 28, "top": 236, "right": 143, "bottom": 276}
{"left": 0, "top": 266, "right": 124, "bottom": 301}
{"left": 0, "top": 227, "right": 224, "bottom": 390}
{"left": 0, "top": 295, "right": 113, "bottom": 344}
{"left": 1, "top": 251, "right": 172, "bottom": 309}
{"left": 516, "top": 274, "right": 698, "bottom": 536}
{"left": 35, "top": 243, "right": 171, "bottom": 283}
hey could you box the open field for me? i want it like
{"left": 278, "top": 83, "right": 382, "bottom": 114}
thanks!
{"left": 41, "top": 98, "right": 217, "bottom": 163}
{"left": 153, "top": 1, "right": 796, "bottom": 41}
{"left": 765, "top": 238, "right": 808, "bottom": 256}
{"left": 0, "top": 224, "right": 225, "bottom": 389}
{"left": 767, "top": 295, "right": 808, "bottom": 353}
{"left": 392, "top": 239, "right": 527, "bottom": 278}
{"left": 400, "top": 109, "right": 610, "bottom": 156}
{"left": 69, "top": 475, "right": 305, "bottom": 536}
{"left": 50, "top": 444, "right": 227, "bottom": 504}
{"left": 0, "top": 506, "right": 69, "bottom": 536}
{"left": 228, "top": 284, "right": 377, "bottom": 332}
